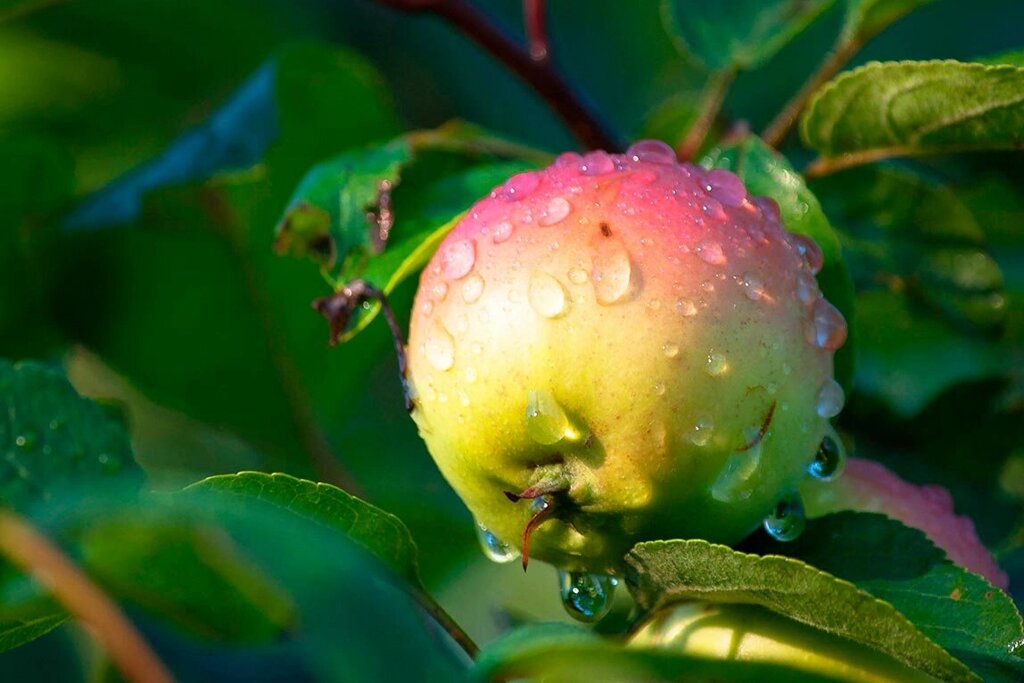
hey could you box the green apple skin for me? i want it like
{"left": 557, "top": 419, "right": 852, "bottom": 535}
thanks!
{"left": 407, "top": 142, "right": 847, "bottom": 573}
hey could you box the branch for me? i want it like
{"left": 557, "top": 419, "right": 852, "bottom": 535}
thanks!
{"left": 522, "top": 0, "right": 548, "bottom": 62}
{"left": 412, "top": 589, "right": 479, "bottom": 659}
{"left": 676, "top": 69, "right": 735, "bottom": 161}
{"left": 0, "top": 511, "right": 175, "bottom": 683}
{"left": 376, "top": 0, "right": 622, "bottom": 151}
{"left": 761, "top": 38, "right": 862, "bottom": 148}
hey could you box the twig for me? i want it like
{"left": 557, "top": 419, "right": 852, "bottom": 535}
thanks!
{"left": 0, "top": 510, "right": 175, "bottom": 683}
{"left": 762, "top": 38, "right": 862, "bottom": 148}
{"left": 522, "top": 0, "right": 548, "bottom": 62}
{"left": 412, "top": 589, "right": 479, "bottom": 659}
{"left": 376, "top": 0, "right": 621, "bottom": 151}
{"left": 313, "top": 280, "right": 415, "bottom": 413}
{"left": 676, "top": 69, "right": 734, "bottom": 161}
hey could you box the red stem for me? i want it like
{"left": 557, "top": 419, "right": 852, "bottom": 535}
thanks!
{"left": 376, "top": 0, "right": 622, "bottom": 151}
{"left": 523, "top": 0, "right": 549, "bottom": 62}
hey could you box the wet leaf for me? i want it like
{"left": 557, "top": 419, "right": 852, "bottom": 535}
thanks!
{"left": 802, "top": 61, "right": 1024, "bottom": 168}
{"left": 626, "top": 539, "right": 977, "bottom": 682}
{"left": 661, "top": 0, "right": 834, "bottom": 71}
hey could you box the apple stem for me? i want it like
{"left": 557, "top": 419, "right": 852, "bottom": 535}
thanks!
{"left": 375, "top": 0, "right": 622, "bottom": 151}
{"left": 313, "top": 280, "right": 415, "bottom": 412}
{"left": 522, "top": 0, "right": 549, "bottom": 63}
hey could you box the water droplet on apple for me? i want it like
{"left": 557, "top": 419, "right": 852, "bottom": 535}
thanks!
{"left": 525, "top": 389, "right": 583, "bottom": 445}
{"left": 809, "top": 432, "right": 845, "bottom": 481}
{"left": 696, "top": 240, "right": 726, "bottom": 266}
{"left": 763, "top": 492, "right": 806, "bottom": 541}
{"left": 705, "top": 351, "right": 728, "bottom": 376}
{"left": 501, "top": 171, "right": 540, "bottom": 201}
{"left": 442, "top": 239, "right": 476, "bottom": 280}
{"left": 626, "top": 139, "right": 676, "bottom": 164}
{"left": 539, "top": 197, "right": 571, "bottom": 226}
{"left": 591, "top": 239, "right": 634, "bottom": 305}
{"left": 579, "top": 151, "right": 615, "bottom": 176}
{"left": 804, "top": 298, "right": 847, "bottom": 351}
{"left": 528, "top": 271, "right": 568, "bottom": 318}
{"left": 815, "top": 378, "right": 845, "bottom": 418}
{"left": 476, "top": 521, "right": 519, "bottom": 563}
{"left": 461, "top": 273, "right": 485, "bottom": 303}
{"left": 424, "top": 327, "right": 455, "bottom": 371}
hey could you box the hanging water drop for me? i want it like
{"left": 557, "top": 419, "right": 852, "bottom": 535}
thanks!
{"left": 525, "top": 389, "right": 583, "bottom": 445}
{"left": 475, "top": 521, "right": 519, "bottom": 563}
{"left": 815, "top": 378, "right": 845, "bottom": 418}
{"left": 809, "top": 433, "right": 845, "bottom": 481}
{"left": 591, "top": 239, "right": 634, "bottom": 305}
{"left": 763, "top": 492, "right": 806, "bottom": 541}
{"left": 528, "top": 271, "right": 568, "bottom": 318}
{"left": 558, "top": 571, "right": 618, "bottom": 622}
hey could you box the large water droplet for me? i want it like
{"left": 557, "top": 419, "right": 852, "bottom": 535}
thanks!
{"left": 696, "top": 240, "right": 726, "bottom": 266}
{"left": 754, "top": 196, "right": 781, "bottom": 224}
{"left": 501, "top": 171, "right": 540, "bottom": 201}
{"left": 591, "top": 239, "right": 633, "bottom": 305}
{"left": 528, "top": 271, "right": 568, "bottom": 318}
{"left": 688, "top": 416, "right": 714, "bottom": 447}
{"left": 763, "top": 492, "right": 806, "bottom": 541}
{"left": 705, "top": 351, "right": 729, "bottom": 376}
{"left": 476, "top": 521, "right": 519, "bottom": 563}
{"left": 795, "top": 272, "right": 818, "bottom": 305}
{"left": 704, "top": 169, "right": 747, "bottom": 207}
{"left": 815, "top": 378, "right": 845, "bottom": 418}
{"left": 461, "top": 273, "right": 485, "bottom": 303}
{"left": 792, "top": 234, "right": 823, "bottom": 273}
{"left": 539, "top": 197, "right": 571, "bottom": 226}
{"left": 492, "top": 220, "right": 514, "bottom": 243}
{"left": 804, "top": 298, "right": 848, "bottom": 351}
{"left": 525, "top": 389, "right": 582, "bottom": 445}
{"left": 809, "top": 432, "right": 845, "bottom": 481}
{"left": 579, "top": 151, "right": 615, "bottom": 176}
{"left": 676, "top": 298, "right": 698, "bottom": 317}
{"left": 424, "top": 327, "right": 455, "bottom": 371}
{"left": 558, "top": 571, "right": 618, "bottom": 622}
{"left": 702, "top": 198, "right": 727, "bottom": 221}
{"left": 626, "top": 139, "right": 676, "bottom": 164}
{"left": 742, "top": 273, "right": 767, "bottom": 301}
{"left": 442, "top": 239, "right": 476, "bottom": 280}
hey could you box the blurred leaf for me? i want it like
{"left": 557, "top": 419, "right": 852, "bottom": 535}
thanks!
{"left": 626, "top": 539, "right": 977, "bottom": 682}
{"left": 0, "top": 134, "right": 73, "bottom": 358}
{"left": 661, "top": 0, "right": 835, "bottom": 71}
{"left": 841, "top": 0, "right": 938, "bottom": 42}
{"left": 802, "top": 61, "right": 1024, "bottom": 169}
{"left": 187, "top": 471, "right": 420, "bottom": 585}
{"left": 0, "top": 359, "right": 141, "bottom": 512}
{"left": 78, "top": 514, "right": 296, "bottom": 643}
{"left": 703, "top": 135, "right": 856, "bottom": 388}
{"left": 0, "top": 615, "right": 66, "bottom": 654}
{"left": 854, "top": 290, "right": 1010, "bottom": 415}
{"left": 21, "top": 487, "right": 467, "bottom": 681}
{"left": 474, "top": 621, "right": 844, "bottom": 683}
{"left": 814, "top": 165, "right": 1007, "bottom": 332}
{"left": 748, "top": 512, "right": 1024, "bottom": 682}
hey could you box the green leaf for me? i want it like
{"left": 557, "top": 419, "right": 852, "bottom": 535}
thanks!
{"left": 274, "top": 139, "right": 413, "bottom": 270}
{"left": 802, "top": 60, "right": 1024, "bottom": 168}
{"left": 813, "top": 165, "right": 1008, "bottom": 333}
{"left": 473, "top": 622, "right": 843, "bottom": 683}
{"left": 78, "top": 513, "right": 296, "bottom": 642}
{"left": 977, "top": 50, "right": 1024, "bottom": 68}
{"left": 703, "top": 135, "right": 856, "bottom": 388}
{"left": 854, "top": 290, "right": 1010, "bottom": 415}
{"left": 661, "top": 0, "right": 834, "bottom": 72}
{"left": 21, "top": 487, "right": 467, "bottom": 680}
{"left": 625, "top": 539, "right": 978, "bottom": 682}
{"left": 0, "top": 359, "right": 141, "bottom": 512}
{"left": 187, "top": 471, "right": 420, "bottom": 585}
{"left": 841, "top": 0, "right": 938, "bottom": 42}
{"left": 0, "top": 615, "right": 66, "bottom": 654}
{"left": 749, "top": 512, "right": 1024, "bottom": 683}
